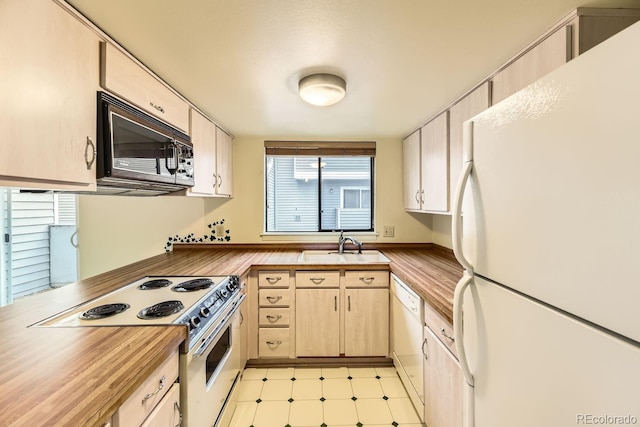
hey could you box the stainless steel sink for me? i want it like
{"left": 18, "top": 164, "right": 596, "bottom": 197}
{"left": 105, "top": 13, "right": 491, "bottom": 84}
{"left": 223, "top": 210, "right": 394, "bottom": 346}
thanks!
{"left": 298, "top": 250, "right": 391, "bottom": 264}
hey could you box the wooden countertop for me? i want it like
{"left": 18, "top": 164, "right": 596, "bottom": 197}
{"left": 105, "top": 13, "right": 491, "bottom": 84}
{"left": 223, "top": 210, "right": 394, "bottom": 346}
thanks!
{"left": 0, "top": 243, "right": 461, "bottom": 426}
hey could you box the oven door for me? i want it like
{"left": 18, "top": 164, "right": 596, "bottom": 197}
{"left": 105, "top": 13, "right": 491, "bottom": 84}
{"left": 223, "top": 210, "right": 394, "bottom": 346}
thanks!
{"left": 180, "top": 297, "right": 243, "bottom": 427}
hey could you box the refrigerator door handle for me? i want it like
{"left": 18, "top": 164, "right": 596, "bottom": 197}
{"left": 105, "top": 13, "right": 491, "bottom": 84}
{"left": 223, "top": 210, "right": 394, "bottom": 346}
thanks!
{"left": 454, "top": 273, "right": 474, "bottom": 387}
{"left": 452, "top": 120, "right": 474, "bottom": 273}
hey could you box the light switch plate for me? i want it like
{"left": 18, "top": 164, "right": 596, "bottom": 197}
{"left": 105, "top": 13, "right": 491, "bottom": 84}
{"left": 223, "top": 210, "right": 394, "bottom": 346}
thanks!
{"left": 383, "top": 225, "right": 395, "bottom": 237}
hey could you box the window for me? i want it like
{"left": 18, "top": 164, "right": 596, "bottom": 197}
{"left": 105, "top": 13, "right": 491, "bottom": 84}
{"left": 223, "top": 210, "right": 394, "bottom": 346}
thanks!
{"left": 265, "top": 141, "right": 375, "bottom": 233}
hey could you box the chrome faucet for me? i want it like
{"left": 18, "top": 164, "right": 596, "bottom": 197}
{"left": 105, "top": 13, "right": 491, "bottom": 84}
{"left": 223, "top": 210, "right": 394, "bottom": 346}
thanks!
{"left": 338, "top": 231, "right": 363, "bottom": 254}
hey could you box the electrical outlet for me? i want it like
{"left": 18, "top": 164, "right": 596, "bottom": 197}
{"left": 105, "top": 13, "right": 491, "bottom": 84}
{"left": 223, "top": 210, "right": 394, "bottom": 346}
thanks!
{"left": 383, "top": 225, "right": 395, "bottom": 237}
{"left": 216, "top": 224, "right": 225, "bottom": 236}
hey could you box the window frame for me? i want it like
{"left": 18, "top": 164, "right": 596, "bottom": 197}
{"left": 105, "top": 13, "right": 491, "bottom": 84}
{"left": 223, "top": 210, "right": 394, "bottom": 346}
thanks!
{"left": 264, "top": 151, "right": 375, "bottom": 233}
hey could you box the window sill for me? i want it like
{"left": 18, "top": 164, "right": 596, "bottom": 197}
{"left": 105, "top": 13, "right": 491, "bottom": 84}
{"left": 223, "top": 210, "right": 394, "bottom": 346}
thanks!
{"left": 261, "top": 231, "right": 379, "bottom": 242}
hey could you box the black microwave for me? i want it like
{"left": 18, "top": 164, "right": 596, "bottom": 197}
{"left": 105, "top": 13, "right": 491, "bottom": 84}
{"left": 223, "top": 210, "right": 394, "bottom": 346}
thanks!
{"left": 96, "top": 91, "right": 194, "bottom": 196}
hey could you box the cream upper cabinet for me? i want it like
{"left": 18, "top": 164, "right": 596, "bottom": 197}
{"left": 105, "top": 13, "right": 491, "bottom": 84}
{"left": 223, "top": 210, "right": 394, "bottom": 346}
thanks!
{"left": 491, "top": 26, "right": 571, "bottom": 105}
{"left": 215, "top": 127, "right": 234, "bottom": 197}
{"left": 188, "top": 109, "right": 217, "bottom": 196}
{"left": 187, "top": 110, "right": 234, "bottom": 198}
{"left": 344, "top": 288, "right": 389, "bottom": 357}
{"left": 492, "top": 8, "right": 640, "bottom": 105}
{"left": 402, "top": 130, "right": 422, "bottom": 211}
{"left": 420, "top": 112, "right": 449, "bottom": 212}
{"left": 448, "top": 82, "right": 491, "bottom": 205}
{"left": 403, "top": 112, "right": 449, "bottom": 213}
{"left": 296, "top": 288, "right": 340, "bottom": 357}
{"left": 100, "top": 42, "right": 190, "bottom": 133}
{"left": 0, "top": 0, "right": 99, "bottom": 190}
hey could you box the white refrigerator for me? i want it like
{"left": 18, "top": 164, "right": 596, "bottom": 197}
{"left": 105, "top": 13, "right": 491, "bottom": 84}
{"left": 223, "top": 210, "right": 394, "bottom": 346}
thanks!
{"left": 452, "top": 21, "right": 640, "bottom": 427}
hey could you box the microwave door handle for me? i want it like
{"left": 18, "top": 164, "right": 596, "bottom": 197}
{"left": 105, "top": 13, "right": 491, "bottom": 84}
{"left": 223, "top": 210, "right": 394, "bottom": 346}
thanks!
{"left": 165, "top": 141, "right": 177, "bottom": 175}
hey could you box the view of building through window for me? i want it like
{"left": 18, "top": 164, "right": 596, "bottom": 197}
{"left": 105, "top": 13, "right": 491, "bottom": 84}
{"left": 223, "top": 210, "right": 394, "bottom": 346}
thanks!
{"left": 265, "top": 156, "right": 374, "bottom": 232}
{"left": 0, "top": 189, "right": 78, "bottom": 306}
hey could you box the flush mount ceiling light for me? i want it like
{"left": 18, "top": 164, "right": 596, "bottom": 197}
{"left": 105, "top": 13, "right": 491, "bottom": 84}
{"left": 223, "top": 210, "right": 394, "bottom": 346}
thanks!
{"left": 298, "top": 73, "right": 346, "bottom": 106}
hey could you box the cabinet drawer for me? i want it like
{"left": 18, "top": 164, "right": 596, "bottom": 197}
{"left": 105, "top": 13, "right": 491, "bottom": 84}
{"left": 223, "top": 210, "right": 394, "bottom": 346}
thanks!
{"left": 345, "top": 271, "right": 389, "bottom": 288}
{"left": 101, "top": 42, "right": 190, "bottom": 132}
{"left": 140, "top": 382, "right": 180, "bottom": 427}
{"left": 296, "top": 271, "right": 340, "bottom": 288}
{"left": 259, "top": 328, "right": 290, "bottom": 358}
{"left": 259, "top": 289, "right": 291, "bottom": 307}
{"left": 112, "top": 351, "right": 179, "bottom": 427}
{"left": 424, "top": 301, "right": 457, "bottom": 359}
{"left": 258, "top": 270, "right": 290, "bottom": 288}
{"left": 259, "top": 308, "right": 290, "bottom": 327}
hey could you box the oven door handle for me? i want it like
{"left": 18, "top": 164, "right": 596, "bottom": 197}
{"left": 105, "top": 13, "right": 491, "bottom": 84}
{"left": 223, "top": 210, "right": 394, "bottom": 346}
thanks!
{"left": 193, "top": 293, "right": 245, "bottom": 358}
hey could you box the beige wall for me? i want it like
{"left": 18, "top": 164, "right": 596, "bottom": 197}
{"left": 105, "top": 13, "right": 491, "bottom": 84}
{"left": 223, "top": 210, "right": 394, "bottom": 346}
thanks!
{"left": 77, "top": 194, "right": 205, "bottom": 279}
{"left": 77, "top": 136, "right": 435, "bottom": 278}
{"left": 432, "top": 215, "right": 453, "bottom": 249}
{"left": 202, "top": 136, "right": 433, "bottom": 243}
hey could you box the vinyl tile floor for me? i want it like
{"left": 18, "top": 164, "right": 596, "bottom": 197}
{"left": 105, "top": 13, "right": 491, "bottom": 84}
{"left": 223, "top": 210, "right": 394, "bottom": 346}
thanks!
{"left": 228, "top": 366, "right": 423, "bottom": 427}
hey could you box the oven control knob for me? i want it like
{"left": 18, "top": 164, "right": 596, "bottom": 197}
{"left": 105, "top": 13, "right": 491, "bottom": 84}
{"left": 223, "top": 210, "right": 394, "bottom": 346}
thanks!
{"left": 220, "top": 289, "right": 229, "bottom": 298}
{"left": 190, "top": 317, "right": 201, "bottom": 329}
{"left": 226, "top": 282, "right": 237, "bottom": 292}
{"left": 200, "top": 307, "right": 210, "bottom": 317}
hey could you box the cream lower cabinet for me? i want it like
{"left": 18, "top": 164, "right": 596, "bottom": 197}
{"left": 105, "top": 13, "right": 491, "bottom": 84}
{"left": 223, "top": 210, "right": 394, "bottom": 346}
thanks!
{"left": 423, "top": 302, "right": 463, "bottom": 427}
{"left": 295, "top": 270, "right": 389, "bottom": 357}
{"left": 112, "top": 350, "right": 180, "bottom": 427}
{"left": 296, "top": 288, "right": 340, "bottom": 356}
{"left": 257, "top": 271, "right": 291, "bottom": 358}
{"left": 344, "top": 288, "right": 389, "bottom": 356}
{"left": 0, "top": 0, "right": 99, "bottom": 190}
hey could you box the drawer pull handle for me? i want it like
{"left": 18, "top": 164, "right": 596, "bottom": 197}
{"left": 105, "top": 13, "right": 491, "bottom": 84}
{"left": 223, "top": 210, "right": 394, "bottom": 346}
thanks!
{"left": 150, "top": 101, "right": 165, "bottom": 113}
{"left": 422, "top": 338, "right": 428, "bottom": 360}
{"left": 265, "top": 276, "right": 282, "bottom": 284}
{"left": 266, "top": 340, "right": 282, "bottom": 346}
{"left": 142, "top": 375, "right": 165, "bottom": 403}
{"left": 441, "top": 328, "right": 455, "bottom": 342}
{"left": 310, "top": 277, "right": 325, "bottom": 284}
{"left": 174, "top": 401, "right": 183, "bottom": 427}
{"left": 359, "top": 276, "right": 375, "bottom": 284}
{"left": 266, "top": 295, "right": 282, "bottom": 303}
{"left": 266, "top": 314, "right": 282, "bottom": 322}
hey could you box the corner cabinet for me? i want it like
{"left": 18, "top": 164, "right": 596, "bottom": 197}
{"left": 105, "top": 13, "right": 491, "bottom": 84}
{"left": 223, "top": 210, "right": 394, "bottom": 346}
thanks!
{"left": 403, "top": 112, "right": 449, "bottom": 213}
{"left": 187, "top": 109, "right": 233, "bottom": 198}
{"left": 0, "top": 0, "right": 100, "bottom": 190}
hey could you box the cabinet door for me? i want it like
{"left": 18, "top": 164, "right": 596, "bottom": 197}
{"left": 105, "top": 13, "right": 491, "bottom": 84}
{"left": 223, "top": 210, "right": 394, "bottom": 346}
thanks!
{"left": 345, "top": 288, "right": 389, "bottom": 356}
{"left": 188, "top": 109, "right": 217, "bottom": 196}
{"left": 0, "top": 0, "right": 99, "bottom": 190}
{"left": 101, "top": 42, "right": 190, "bottom": 132}
{"left": 402, "top": 130, "right": 422, "bottom": 211}
{"left": 215, "top": 127, "right": 233, "bottom": 197}
{"left": 492, "top": 25, "right": 571, "bottom": 104}
{"left": 420, "top": 112, "right": 449, "bottom": 212}
{"left": 295, "top": 289, "right": 339, "bottom": 356}
{"left": 423, "top": 326, "right": 463, "bottom": 427}
{"left": 449, "top": 82, "right": 491, "bottom": 208}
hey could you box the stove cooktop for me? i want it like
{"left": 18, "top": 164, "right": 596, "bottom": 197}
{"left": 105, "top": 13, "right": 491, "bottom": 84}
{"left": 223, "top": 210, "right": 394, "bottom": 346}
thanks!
{"left": 37, "top": 276, "right": 233, "bottom": 327}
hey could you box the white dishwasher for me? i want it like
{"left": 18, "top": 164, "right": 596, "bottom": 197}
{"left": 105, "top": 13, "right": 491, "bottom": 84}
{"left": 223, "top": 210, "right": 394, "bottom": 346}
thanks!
{"left": 390, "top": 274, "right": 424, "bottom": 423}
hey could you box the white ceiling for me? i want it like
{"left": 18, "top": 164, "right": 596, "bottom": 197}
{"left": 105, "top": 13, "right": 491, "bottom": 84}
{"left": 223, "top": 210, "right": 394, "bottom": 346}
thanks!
{"left": 68, "top": 0, "right": 639, "bottom": 139}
